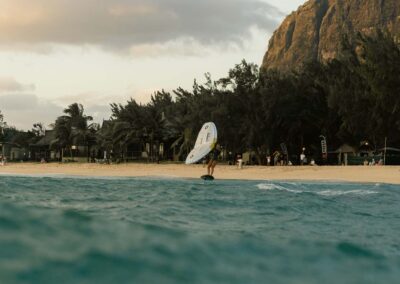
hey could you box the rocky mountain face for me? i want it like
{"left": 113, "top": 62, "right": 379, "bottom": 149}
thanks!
{"left": 262, "top": 0, "right": 400, "bottom": 71}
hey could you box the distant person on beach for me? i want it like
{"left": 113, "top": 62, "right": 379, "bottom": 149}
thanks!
{"left": 235, "top": 154, "right": 243, "bottom": 169}
{"left": 207, "top": 144, "right": 221, "bottom": 176}
{"left": 273, "top": 151, "right": 280, "bottom": 166}
{"left": 300, "top": 152, "right": 306, "bottom": 165}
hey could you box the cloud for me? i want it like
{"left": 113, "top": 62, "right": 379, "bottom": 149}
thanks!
{"left": 0, "top": 93, "right": 62, "bottom": 130}
{"left": 52, "top": 88, "right": 157, "bottom": 121}
{"left": 0, "top": 77, "right": 35, "bottom": 93}
{"left": 50, "top": 86, "right": 170, "bottom": 125}
{"left": 0, "top": 0, "right": 281, "bottom": 53}
{"left": 52, "top": 92, "right": 115, "bottom": 123}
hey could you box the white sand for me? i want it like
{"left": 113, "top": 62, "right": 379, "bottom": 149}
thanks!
{"left": 1, "top": 163, "right": 400, "bottom": 184}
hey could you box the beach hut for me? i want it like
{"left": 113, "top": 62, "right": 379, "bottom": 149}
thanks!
{"left": 30, "top": 130, "right": 60, "bottom": 161}
{"left": 378, "top": 147, "right": 400, "bottom": 165}
{"left": 0, "top": 142, "right": 15, "bottom": 160}
{"left": 0, "top": 142, "right": 29, "bottom": 161}
{"left": 334, "top": 144, "right": 357, "bottom": 165}
{"left": 10, "top": 145, "right": 28, "bottom": 161}
{"left": 359, "top": 140, "right": 375, "bottom": 157}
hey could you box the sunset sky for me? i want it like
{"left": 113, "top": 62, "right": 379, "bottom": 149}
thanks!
{"left": 0, "top": 0, "right": 305, "bottom": 130}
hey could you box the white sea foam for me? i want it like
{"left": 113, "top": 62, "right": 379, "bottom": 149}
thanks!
{"left": 256, "top": 183, "right": 379, "bottom": 196}
{"left": 256, "top": 183, "right": 303, "bottom": 193}
{"left": 257, "top": 183, "right": 285, "bottom": 191}
{"left": 316, "top": 190, "right": 379, "bottom": 196}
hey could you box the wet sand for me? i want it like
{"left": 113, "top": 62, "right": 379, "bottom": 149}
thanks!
{"left": 1, "top": 163, "right": 400, "bottom": 184}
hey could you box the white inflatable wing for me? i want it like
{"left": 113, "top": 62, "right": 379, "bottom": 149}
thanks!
{"left": 185, "top": 122, "right": 217, "bottom": 164}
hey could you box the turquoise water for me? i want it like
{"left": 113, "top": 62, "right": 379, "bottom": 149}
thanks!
{"left": 1, "top": 176, "right": 400, "bottom": 284}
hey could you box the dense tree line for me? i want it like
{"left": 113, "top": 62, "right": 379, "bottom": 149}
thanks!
{"left": 1, "top": 110, "right": 36, "bottom": 148}
{"left": 2, "top": 31, "right": 399, "bottom": 164}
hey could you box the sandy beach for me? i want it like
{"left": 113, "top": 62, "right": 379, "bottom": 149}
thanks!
{"left": 0, "top": 163, "right": 399, "bottom": 184}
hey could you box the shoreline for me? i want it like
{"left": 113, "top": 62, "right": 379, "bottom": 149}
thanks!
{"left": 0, "top": 163, "right": 400, "bottom": 184}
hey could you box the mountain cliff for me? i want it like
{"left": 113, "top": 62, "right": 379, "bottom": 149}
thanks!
{"left": 261, "top": 0, "right": 400, "bottom": 71}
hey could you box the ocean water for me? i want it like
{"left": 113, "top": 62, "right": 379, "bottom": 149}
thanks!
{"left": 0, "top": 175, "right": 400, "bottom": 284}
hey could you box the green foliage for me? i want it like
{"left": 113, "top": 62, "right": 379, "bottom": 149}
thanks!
{"left": 31, "top": 123, "right": 46, "bottom": 137}
{"left": 0, "top": 110, "right": 5, "bottom": 140}
{"left": 325, "top": 31, "right": 400, "bottom": 146}
{"left": 53, "top": 103, "right": 95, "bottom": 159}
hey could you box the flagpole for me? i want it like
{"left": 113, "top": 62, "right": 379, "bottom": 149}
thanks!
{"left": 384, "top": 137, "right": 387, "bottom": 165}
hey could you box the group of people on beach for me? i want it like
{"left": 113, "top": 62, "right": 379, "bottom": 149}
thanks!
{"left": 363, "top": 158, "right": 384, "bottom": 166}
{"left": 205, "top": 144, "right": 321, "bottom": 177}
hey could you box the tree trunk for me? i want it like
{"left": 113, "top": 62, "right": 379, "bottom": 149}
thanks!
{"left": 254, "top": 148, "right": 262, "bottom": 165}
{"left": 87, "top": 144, "right": 90, "bottom": 163}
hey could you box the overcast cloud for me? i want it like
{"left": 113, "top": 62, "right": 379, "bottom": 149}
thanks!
{"left": 0, "top": 0, "right": 281, "bottom": 52}
{"left": 0, "top": 0, "right": 300, "bottom": 130}
{"left": 0, "top": 77, "right": 35, "bottom": 93}
{"left": 0, "top": 93, "right": 62, "bottom": 129}
{"left": 0, "top": 91, "right": 117, "bottom": 129}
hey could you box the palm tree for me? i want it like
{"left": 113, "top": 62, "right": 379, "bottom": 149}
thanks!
{"left": 52, "top": 116, "right": 71, "bottom": 160}
{"left": 0, "top": 111, "right": 5, "bottom": 140}
{"left": 32, "top": 123, "right": 46, "bottom": 137}
{"left": 53, "top": 103, "right": 94, "bottom": 161}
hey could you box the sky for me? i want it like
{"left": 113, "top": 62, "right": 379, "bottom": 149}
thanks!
{"left": 0, "top": 0, "right": 305, "bottom": 130}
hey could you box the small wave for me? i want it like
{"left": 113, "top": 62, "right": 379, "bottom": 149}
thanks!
{"left": 256, "top": 183, "right": 379, "bottom": 196}
{"left": 256, "top": 183, "right": 303, "bottom": 193}
{"left": 336, "top": 242, "right": 380, "bottom": 258}
{"left": 317, "top": 190, "right": 379, "bottom": 196}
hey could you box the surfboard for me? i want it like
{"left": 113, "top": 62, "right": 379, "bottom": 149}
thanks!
{"left": 201, "top": 175, "right": 214, "bottom": 181}
{"left": 185, "top": 122, "right": 217, "bottom": 164}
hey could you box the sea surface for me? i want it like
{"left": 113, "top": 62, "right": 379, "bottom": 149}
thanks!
{"left": 0, "top": 175, "right": 400, "bottom": 284}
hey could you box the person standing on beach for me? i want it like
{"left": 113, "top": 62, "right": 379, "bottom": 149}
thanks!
{"left": 300, "top": 147, "right": 306, "bottom": 165}
{"left": 300, "top": 153, "right": 305, "bottom": 165}
{"left": 207, "top": 144, "right": 221, "bottom": 176}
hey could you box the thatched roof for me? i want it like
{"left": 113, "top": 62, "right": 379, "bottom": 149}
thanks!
{"left": 33, "top": 130, "right": 56, "bottom": 147}
{"left": 334, "top": 144, "right": 357, "bottom": 153}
